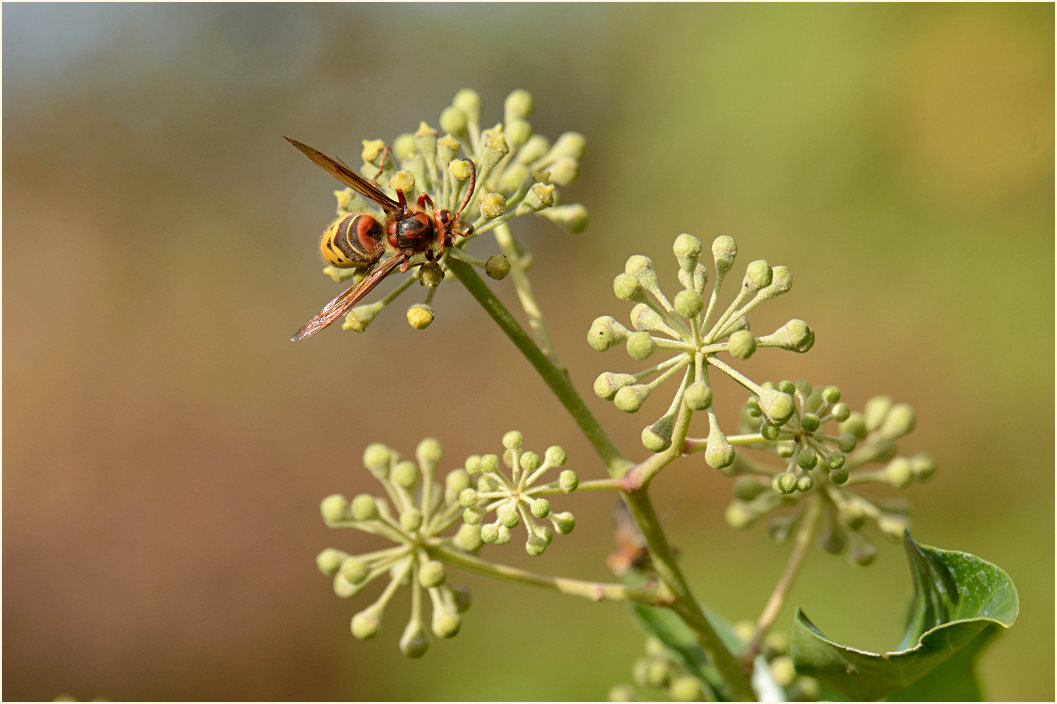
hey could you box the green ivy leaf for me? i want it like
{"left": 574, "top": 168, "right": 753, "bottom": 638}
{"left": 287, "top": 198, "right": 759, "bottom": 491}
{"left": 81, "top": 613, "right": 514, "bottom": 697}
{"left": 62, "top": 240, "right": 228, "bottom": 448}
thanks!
{"left": 790, "top": 531, "right": 1018, "bottom": 700}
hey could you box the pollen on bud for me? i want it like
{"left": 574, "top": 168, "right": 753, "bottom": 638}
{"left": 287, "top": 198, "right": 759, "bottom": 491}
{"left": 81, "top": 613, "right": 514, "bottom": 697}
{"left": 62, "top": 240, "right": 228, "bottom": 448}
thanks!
{"left": 880, "top": 403, "right": 916, "bottom": 440}
{"left": 684, "top": 382, "right": 713, "bottom": 411}
{"left": 436, "top": 134, "right": 460, "bottom": 165}
{"left": 625, "top": 331, "right": 657, "bottom": 360}
{"left": 538, "top": 203, "right": 590, "bottom": 233}
{"left": 728, "top": 330, "right": 757, "bottom": 359}
{"left": 758, "top": 388, "right": 795, "bottom": 425}
{"left": 439, "top": 106, "right": 468, "bottom": 136}
{"left": 594, "top": 371, "right": 636, "bottom": 400}
{"left": 406, "top": 303, "right": 434, "bottom": 330}
{"left": 480, "top": 125, "right": 510, "bottom": 168}
{"left": 485, "top": 254, "right": 511, "bottom": 279}
{"left": 351, "top": 493, "right": 379, "bottom": 521}
{"left": 479, "top": 191, "right": 506, "bottom": 218}
{"left": 673, "top": 288, "right": 704, "bottom": 318}
{"left": 588, "top": 315, "right": 629, "bottom": 352}
{"left": 390, "top": 170, "right": 415, "bottom": 193}
{"left": 448, "top": 159, "right": 473, "bottom": 181}
{"left": 614, "top": 384, "right": 651, "bottom": 413}
{"left": 712, "top": 235, "right": 737, "bottom": 274}
{"left": 320, "top": 494, "right": 350, "bottom": 523}
{"left": 520, "top": 182, "right": 555, "bottom": 212}
{"left": 361, "top": 139, "right": 386, "bottom": 163}
{"left": 559, "top": 469, "right": 579, "bottom": 492}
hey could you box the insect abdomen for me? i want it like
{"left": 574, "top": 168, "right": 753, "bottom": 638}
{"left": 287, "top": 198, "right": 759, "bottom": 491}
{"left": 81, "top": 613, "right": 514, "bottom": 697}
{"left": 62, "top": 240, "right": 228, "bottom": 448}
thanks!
{"left": 321, "top": 214, "right": 384, "bottom": 268}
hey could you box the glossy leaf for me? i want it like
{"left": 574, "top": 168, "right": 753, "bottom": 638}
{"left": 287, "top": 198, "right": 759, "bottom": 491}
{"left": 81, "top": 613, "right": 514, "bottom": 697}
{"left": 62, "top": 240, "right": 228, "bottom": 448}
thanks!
{"left": 790, "top": 531, "right": 1018, "bottom": 700}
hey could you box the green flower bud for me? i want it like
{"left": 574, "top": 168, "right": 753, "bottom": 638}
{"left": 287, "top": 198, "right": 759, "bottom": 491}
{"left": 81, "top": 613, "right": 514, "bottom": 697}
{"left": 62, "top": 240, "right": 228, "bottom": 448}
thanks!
{"left": 458, "top": 488, "right": 479, "bottom": 509}
{"left": 884, "top": 457, "right": 914, "bottom": 488}
{"left": 498, "top": 163, "right": 530, "bottom": 193}
{"left": 743, "top": 259, "right": 773, "bottom": 293}
{"left": 363, "top": 443, "right": 391, "bottom": 474}
{"left": 669, "top": 675, "right": 704, "bottom": 702}
{"left": 516, "top": 133, "right": 550, "bottom": 164}
{"left": 529, "top": 498, "right": 551, "bottom": 519}
{"left": 351, "top": 609, "right": 381, "bottom": 639}
{"left": 878, "top": 513, "right": 909, "bottom": 540}
{"left": 614, "top": 384, "right": 651, "bottom": 413}
{"left": 400, "top": 508, "right": 423, "bottom": 532}
{"left": 547, "top": 156, "right": 579, "bottom": 186}
{"left": 454, "top": 522, "right": 484, "bottom": 552}
{"left": 910, "top": 453, "right": 937, "bottom": 482}
{"left": 418, "top": 560, "right": 446, "bottom": 588}
{"left": 462, "top": 507, "right": 483, "bottom": 525}
{"left": 829, "top": 466, "right": 850, "bottom": 485}
{"left": 840, "top": 411, "right": 867, "bottom": 439}
{"left": 350, "top": 493, "right": 379, "bottom": 521}
{"left": 684, "top": 382, "right": 713, "bottom": 411}
{"left": 392, "top": 460, "right": 420, "bottom": 489}
{"left": 864, "top": 395, "right": 894, "bottom": 433}
{"left": 782, "top": 319, "right": 815, "bottom": 352}
{"left": 537, "top": 203, "right": 590, "bottom": 233}
{"left": 705, "top": 426, "right": 735, "bottom": 470}
{"left": 545, "top": 445, "right": 567, "bottom": 467}
{"left": 549, "top": 131, "right": 587, "bottom": 161}
{"left": 800, "top": 413, "right": 821, "bottom": 432}
{"left": 504, "top": 88, "right": 535, "bottom": 121}
{"left": 797, "top": 448, "right": 818, "bottom": 470}
{"left": 625, "top": 255, "right": 657, "bottom": 287}
{"left": 642, "top": 416, "right": 674, "bottom": 453}
{"left": 415, "top": 438, "right": 442, "bottom": 468}
{"left": 760, "top": 421, "right": 780, "bottom": 441}
{"left": 850, "top": 535, "right": 878, "bottom": 566}
{"left": 502, "top": 430, "right": 523, "bottom": 450}
{"left": 316, "top": 548, "right": 347, "bottom": 575}
{"left": 399, "top": 619, "right": 430, "bottom": 659}
{"left": 712, "top": 235, "right": 737, "bottom": 274}
{"left": 498, "top": 503, "right": 520, "bottom": 528}
{"left": 880, "top": 403, "right": 916, "bottom": 440}
{"left": 320, "top": 494, "right": 349, "bottom": 523}
{"left": 827, "top": 451, "right": 846, "bottom": 470}
{"left": 831, "top": 401, "right": 851, "bottom": 422}
{"left": 630, "top": 303, "right": 676, "bottom": 336}
{"left": 728, "top": 329, "right": 757, "bottom": 359}
{"left": 520, "top": 451, "right": 541, "bottom": 472}
{"left": 645, "top": 658, "right": 672, "bottom": 688}
{"left": 446, "top": 469, "right": 471, "bottom": 497}
{"left": 340, "top": 556, "right": 369, "bottom": 585}
{"left": 552, "top": 511, "right": 575, "bottom": 534}
{"left": 518, "top": 182, "right": 554, "bottom": 213}
{"left": 505, "top": 118, "right": 532, "bottom": 150}
{"left": 776, "top": 439, "right": 796, "bottom": 457}
{"left": 625, "top": 331, "right": 657, "bottom": 360}
{"left": 480, "top": 254, "right": 510, "bottom": 281}
{"left": 559, "top": 470, "right": 579, "bottom": 493}
{"left": 673, "top": 288, "right": 704, "bottom": 318}
{"left": 797, "top": 474, "right": 814, "bottom": 492}
{"left": 613, "top": 272, "right": 645, "bottom": 301}
{"left": 608, "top": 684, "right": 640, "bottom": 702}
{"left": 439, "top": 106, "right": 468, "bottom": 136}
{"left": 587, "top": 315, "right": 630, "bottom": 352}
{"left": 526, "top": 534, "right": 548, "bottom": 556}
{"left": 480, "top": 523, "right": 499, "bottom": 543}
{"left": 820, "top": 523, "right": 846, "bottom": 554}
{"left": 480, "top": 454, "right": 500, "bottom": 473}
{"left": 760, "top": 265, "right": 793, "bottom": 299}
{"left": 725, "top": 501, "right": 754, "bottom": 528}
{"left": 479, "top": 192, "right": 506, "bottom": 219}
{"left": 594, "top": 371, "right": 636, "bottom": 400}
{"left": 758, "top": 388, "right": 795, "bottom": 425}
{"left": 673, "top": 233, "right": 703, "bottom": 270}
{"left": 772, "top": 472, "right": 798, "bottom": 495}
{"left": 452, "top": 89, "right": 481, "bottom": 123}
{"left": 822, "top": 385, "right": 841, "bottom": 404}
{"left": 432, "top": 609, "right": 462, "bottom": 639}
{"left": 342, "top": 301, "right": 382, "bottom": 332}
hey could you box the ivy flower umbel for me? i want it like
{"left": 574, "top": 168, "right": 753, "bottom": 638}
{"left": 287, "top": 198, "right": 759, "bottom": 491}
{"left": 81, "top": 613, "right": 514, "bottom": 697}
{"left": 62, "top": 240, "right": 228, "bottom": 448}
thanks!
{"left": 315, "top": 438, "right": 480, "bottom": 657}
{"left": 723, "top": 385, "right": 936, "bottom": 566}
{"left": 589, "top": 234, "right": 813, "bottom": 457}
{"left": 457, "top": 431, "right": 578, "bottom": 556}
{"left": 316, "top": 88, "right": 587, "bottom": 333}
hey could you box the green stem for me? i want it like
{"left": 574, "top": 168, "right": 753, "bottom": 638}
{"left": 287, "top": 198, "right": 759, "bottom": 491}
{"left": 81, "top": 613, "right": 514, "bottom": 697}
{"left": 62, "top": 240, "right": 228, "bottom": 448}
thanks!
{"left": 431, "top": 546, "right": 672, "bottom": 605}
{"left": 492, "top": 222, "right": 561, "bottom": 364}
{"left": 447, "top": 257, "right": 632, "bottom": 477}
{"left": 744, "top": 493, "right": 823, "bottom": 663}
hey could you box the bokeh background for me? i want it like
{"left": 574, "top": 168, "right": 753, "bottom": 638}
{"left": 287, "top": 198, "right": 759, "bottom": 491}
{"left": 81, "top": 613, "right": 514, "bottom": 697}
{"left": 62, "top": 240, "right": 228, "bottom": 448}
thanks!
{"left": 4, "top": 3, "right": 1053, "bottom": 701}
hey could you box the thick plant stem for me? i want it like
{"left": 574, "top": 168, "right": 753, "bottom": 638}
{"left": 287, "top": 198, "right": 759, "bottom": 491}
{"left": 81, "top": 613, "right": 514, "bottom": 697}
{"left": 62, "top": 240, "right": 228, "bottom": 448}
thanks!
{"left": 447, "top": 258, "right": 631, "bottom": 477}
{"left": 449, "top": 258, "right": 754, "bottom": 701}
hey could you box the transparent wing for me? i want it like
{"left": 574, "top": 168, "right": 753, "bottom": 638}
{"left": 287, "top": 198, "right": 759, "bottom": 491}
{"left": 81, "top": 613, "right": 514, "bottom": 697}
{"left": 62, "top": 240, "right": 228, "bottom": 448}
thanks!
{"left": 290, "top": 255, "right": 406, "bottom": 341}
{"left": 284, "top": 137, "right": 401, "bottom": 213}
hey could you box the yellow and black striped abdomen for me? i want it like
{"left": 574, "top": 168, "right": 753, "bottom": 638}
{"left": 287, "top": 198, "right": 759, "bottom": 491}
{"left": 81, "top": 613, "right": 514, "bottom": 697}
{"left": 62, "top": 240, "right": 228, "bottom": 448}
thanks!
{"left": 321, "top": 213, "right": 385, "bottom": 268}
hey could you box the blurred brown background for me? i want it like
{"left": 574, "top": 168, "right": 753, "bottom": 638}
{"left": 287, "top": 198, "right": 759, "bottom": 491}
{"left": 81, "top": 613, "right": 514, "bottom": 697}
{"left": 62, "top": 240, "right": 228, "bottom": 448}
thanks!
{"left": 4, "top": 4, "right": 1052, "bottom": 701}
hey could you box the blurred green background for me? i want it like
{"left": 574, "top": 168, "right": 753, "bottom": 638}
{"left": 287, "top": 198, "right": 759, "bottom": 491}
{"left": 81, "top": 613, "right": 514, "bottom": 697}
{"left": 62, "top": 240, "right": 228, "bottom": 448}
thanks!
{"left": 4, "top": 3, "right": 1052, "bottom": 701}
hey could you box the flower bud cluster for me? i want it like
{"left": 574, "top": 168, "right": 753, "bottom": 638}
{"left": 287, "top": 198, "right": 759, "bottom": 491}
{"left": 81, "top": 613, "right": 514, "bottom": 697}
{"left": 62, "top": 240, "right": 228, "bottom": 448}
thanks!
{"left": 607, "top": 636, "right": 710, "bottom": 702}
{"left": 588, "top": 234, "right": 811, "bottom": 456}
{"left": 320, "top": 88, "right": 587, "bottom": 332}
{"left": 316, "top": 438, "right": 478, "bottom": 657}
{"left": 456, "top": 431, "right": 578, "bottom": 557}
{"left": 724, "top": 384, "right": 935, "bottom": 566}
